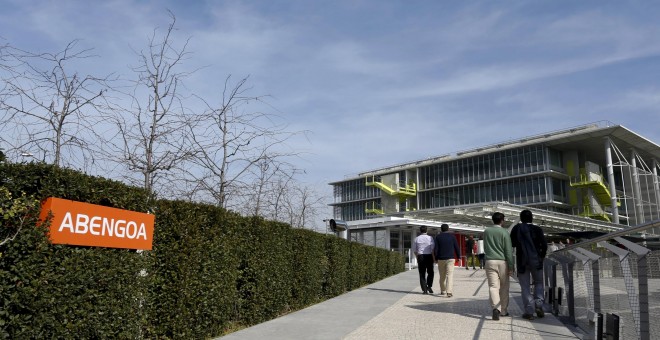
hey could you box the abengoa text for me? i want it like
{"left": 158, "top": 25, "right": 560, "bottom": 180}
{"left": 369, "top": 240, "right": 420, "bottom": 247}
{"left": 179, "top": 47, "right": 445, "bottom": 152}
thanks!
{"left": 58, "top": 212, "right": 149, "bottom": 240}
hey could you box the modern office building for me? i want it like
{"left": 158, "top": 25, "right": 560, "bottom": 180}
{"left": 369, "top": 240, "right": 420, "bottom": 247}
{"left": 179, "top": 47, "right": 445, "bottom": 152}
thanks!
{"left": 329, "top": 122, "right": 660, "bottom": 262}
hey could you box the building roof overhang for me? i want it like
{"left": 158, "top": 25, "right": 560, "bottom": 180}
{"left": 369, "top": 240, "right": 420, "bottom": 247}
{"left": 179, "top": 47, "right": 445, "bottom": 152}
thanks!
{"left": 346, "top": 202, "right": 629, "bottom": 236}
{"left": 329, "top": 122, "right": 660, "bottom": 184}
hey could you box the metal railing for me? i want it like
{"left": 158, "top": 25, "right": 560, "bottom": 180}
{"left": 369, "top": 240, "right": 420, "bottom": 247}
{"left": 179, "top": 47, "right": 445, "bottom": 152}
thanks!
{"left": 544, "top": 219, "right": 660, "bottom": 340}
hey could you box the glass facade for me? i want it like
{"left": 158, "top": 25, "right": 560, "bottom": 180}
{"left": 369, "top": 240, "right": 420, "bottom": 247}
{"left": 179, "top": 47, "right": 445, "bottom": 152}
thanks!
{"left": 419, "top": 176, "right": 548, "bottom": 208}
{"left": 551, "top": 178, "right": 567, "bottom": 201}
{"left": 548, "top": 148, "right": 563, "bottom": 169}
{"left": 331, "top": 145, "right": 572, "bottom": 221}
{"left": 335, "top": 199, "right": 381, "bottom": 221}
{"left": 333, "top": 178, "right": 380, "bottom": 203}
{"left": 419, "top": 145, "right": 547, "bottom": 189}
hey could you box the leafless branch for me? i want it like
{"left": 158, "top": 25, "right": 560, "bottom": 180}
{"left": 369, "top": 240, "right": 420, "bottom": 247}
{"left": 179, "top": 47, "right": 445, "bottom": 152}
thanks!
{"left": 106, "top": 12, "right": 196, "bottom": 195}
{"left": 0, "top": 40, "right": 115, "bottom": 168}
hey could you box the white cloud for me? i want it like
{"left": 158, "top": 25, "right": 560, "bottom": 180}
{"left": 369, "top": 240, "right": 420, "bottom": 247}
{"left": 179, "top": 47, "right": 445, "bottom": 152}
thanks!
{"left": 2, "top": 0, "right": 660, "bottom": 203}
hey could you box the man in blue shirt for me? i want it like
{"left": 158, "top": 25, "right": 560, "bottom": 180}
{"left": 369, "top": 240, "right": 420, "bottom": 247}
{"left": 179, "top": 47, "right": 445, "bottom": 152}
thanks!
{"left": 434, "top": 224, "right": 461, "bottom": 297}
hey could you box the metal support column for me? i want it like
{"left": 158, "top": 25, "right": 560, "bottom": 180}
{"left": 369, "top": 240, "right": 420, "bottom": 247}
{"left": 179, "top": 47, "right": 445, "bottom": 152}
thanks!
{"left": 385, "top": 227, "right": 391, "bottom": 250}
{"left": 544, "top": 257, "right": 561, "bottom": 316}
{"left": 564, "top": 262, "right": 575, "bottom": 325}
{"left": 653, "top": 160, "right": 660, "bottom": 224}
{"left": 576, "top": 247, "right": 602, "bottom": 313}
{"left": 604, "top": 137, "right": 619, "bottom": 224}
{"left": 600, "top": 238, "right": 651, "bottom": 340}
{"left": 569, "top": 248, "right": 602, "bottom": 338}
{"left": 630, "top": 149, "right": 645, "bottom": 224}
{"left": 615, "top": 237, "right": 651, "bottom": 340}
{"left": 553, "top": 253, "right": 576, "bottom": 325}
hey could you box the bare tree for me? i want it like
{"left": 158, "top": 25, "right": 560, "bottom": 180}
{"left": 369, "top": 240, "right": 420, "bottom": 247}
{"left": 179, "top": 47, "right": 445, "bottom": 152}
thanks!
{"left": 247, "top": 157, "right": 288, "bottom": 217}
{"left": 185, "top": 75, "right": 304, "bottom": 209}
{"left": 234, "top": 160, "right": 327, "bottom": 230}
{"left": 0, "top": 39, "right": 11, "bottom": 73}
{"left": 269, "top": 171, "right": 297, "bottom": 222}
{"left": 0, "top": 40, "right": 11, "bottom": 151}
{"left": 0, "top": 41, "right": 112, "bottom": 167}
{"left": 109, "top": 12, "right": 194, "bottom": 195}
{"left": 278, "top": 182, "right": 325, "bottom": 229}
{"left": 235, "top": 156, "right": 300, "bottom": 218}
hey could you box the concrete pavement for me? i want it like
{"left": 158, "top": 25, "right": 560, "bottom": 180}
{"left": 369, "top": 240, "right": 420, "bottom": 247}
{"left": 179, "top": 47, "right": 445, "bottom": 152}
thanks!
{"left": 218, "top": 267, "right": 584, "bottom": 340}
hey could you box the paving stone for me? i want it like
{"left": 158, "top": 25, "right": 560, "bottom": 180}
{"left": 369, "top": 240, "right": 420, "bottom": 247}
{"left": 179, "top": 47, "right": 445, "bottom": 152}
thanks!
{"left": 218, "top": 267, "right": 580, "bottom": 340}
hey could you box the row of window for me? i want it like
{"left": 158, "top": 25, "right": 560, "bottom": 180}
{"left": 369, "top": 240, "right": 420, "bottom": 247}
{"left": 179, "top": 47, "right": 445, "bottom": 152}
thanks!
{"left": 332, "top": 146, "right": 571, "bottom": 221}
{"left": 333, "top": 178, "right": 381, "bottom": 203}
{"left": 336, "top": 199, "right": 380, "bottom": 221}
{"left": 419, "top": 145, "right": 549, "bottom": 189}
{"left": 418, "top": 176, "right": 557, "bottom": 208}
{"left": 335, "top": 176, "right": 570, "bottom": 221}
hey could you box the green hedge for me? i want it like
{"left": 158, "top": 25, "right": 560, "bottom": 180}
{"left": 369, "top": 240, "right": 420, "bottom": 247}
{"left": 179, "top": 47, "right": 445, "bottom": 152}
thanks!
{"left": 289, "top": 228, "right": 326, "bottom": 308}
{"left": 143, "top": 200, "right": 242, "bottom": 338}
{"left": 0, "top": 163, "right": 404, "bottom": 339}
{"left": 0, "top": 163, "right": 150, "bottom": 338}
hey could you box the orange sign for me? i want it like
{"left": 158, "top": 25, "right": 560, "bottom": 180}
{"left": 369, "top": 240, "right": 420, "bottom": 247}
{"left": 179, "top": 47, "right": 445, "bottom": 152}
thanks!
{"left": 40, "top": 197, "right": 154, "bottom": 250}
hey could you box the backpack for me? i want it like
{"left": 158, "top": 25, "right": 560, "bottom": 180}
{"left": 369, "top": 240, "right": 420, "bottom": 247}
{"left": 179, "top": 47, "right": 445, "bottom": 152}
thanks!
{"left": 516, "top": 223, "right": 542, "bottom": 270}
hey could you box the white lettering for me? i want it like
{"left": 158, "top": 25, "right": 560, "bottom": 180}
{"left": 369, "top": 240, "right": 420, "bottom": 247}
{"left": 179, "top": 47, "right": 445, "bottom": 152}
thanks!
{"left": 115, "top": 220, "right": 126, "bottom": 238}
{"left": 136, "top": 223, "right": 147, "bottom": 240}
{"left": 75, "top": 214, "right": 89, "bottom": 234}
{"left": 103, "top": 218, "right": 114, "bottom": 237}
{"left": 56, "top": 211, "right": 150, "bottom": 242}
{"left": 89, "top": 216, "right": 101, "bottom": 236}
{"left": 59, "top": 212, "right": 75, "bottom": 233}
{"left": 126, "top": 221, "right": 137, "bottom": 239}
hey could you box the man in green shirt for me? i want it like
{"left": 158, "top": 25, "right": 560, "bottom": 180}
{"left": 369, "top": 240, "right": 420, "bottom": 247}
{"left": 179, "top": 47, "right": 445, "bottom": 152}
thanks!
{"left": 483, "top": 212, "right": 514, "bottom": 321}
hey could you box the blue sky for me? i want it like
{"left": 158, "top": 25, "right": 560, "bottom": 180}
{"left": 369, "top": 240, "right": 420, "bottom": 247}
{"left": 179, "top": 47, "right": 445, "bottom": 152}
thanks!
{"left": 2, "top": 0, "right": 660, "bottom": 216}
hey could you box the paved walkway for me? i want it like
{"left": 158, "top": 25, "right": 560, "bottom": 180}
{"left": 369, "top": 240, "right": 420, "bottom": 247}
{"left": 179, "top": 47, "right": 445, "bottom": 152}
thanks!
{"left": 218, "top": 267, "right": 584, "bottom": 340}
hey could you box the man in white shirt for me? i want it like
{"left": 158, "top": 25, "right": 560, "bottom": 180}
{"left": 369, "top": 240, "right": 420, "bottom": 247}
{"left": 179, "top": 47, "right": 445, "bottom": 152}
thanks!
{"left": 477, "top": 238, "right": 485, "bottom": 269}
{"left": 413, "top": 225, "right": 435, "bottom": 294}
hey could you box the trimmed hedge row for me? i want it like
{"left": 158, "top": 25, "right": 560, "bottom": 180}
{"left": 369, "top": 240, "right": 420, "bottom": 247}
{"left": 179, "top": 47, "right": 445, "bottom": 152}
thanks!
{"left": 0, "top": 163, "right": 405, "bottom": 339}
{"left": 0, "top": 163, "right": 150, "bottom": 338}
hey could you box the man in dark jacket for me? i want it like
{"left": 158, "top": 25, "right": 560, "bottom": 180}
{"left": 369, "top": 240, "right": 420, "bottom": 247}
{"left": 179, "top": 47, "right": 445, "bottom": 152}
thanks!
{"left": 434, "top": 224, "right": 461, "bottom": 297}
{"left": 510, "top": 210, "right": 547, "bottom": 320}
{"left": 466, "top": 235, "right": 476, "bottom": 270}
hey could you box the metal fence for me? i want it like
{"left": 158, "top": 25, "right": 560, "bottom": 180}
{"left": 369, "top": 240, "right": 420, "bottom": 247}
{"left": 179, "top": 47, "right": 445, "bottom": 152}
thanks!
{"left": 545, "top": 219, "right": 660, "bottom": 340}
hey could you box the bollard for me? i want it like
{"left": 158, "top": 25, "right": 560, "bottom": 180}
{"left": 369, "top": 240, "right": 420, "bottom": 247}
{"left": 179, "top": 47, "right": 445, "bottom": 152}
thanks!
{"left": 605, "top": 313, "right": 619, "bottom": 340}
{"left": 545, "top": 286, "right": 563, "bottom": 316}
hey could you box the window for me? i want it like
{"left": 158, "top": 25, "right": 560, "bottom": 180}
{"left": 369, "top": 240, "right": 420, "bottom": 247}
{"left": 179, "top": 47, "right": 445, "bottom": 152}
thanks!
{"left": 552, "top": 178, "right": 566, "bottom": 201}
{"left": 390, "top": 230, "right": 400, "bottom": 251}
{"left": 549, "top": 148, "right": 563, "bottom": 169}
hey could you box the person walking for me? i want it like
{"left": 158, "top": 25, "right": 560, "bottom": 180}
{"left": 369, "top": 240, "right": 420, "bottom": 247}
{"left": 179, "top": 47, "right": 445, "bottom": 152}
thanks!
{"left": 465, "top": 235, "right": 476, "bottom": 270}
{"left": 484, "top": 212, "right": 514, "bottom": 321}
{"left": 434, "top": 224, "right": 461, "bottom": 297}
{"left": 413, "top": 225, "right": 435, "bottom": 294}
{"left": 477, "top": 237, "right": 485, "bottom": 269}
{"left": 510, "top": 210, "right": 548, "bottom": 320}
